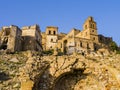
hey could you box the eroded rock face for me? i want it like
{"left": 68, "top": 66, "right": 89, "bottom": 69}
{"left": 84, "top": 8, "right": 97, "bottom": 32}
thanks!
{"left": 0, "top": 51, "right": 120, "bottom": 90}
{"left": 32, "top": 54, "right": 120, "bottom": 90}
{"left": 0, "top": 52, "right": 27, "bottom": 90}
{"left": 33, "top": 57, "right": 85, "bottom": 90}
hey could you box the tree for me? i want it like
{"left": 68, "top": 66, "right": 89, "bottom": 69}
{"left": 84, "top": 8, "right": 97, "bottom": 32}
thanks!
{"left": 109, "top": 41, "right": 118, "bottom": 51}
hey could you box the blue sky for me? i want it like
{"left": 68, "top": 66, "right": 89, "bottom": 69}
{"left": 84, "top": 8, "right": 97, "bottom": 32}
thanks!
{"left": 0, "top": 0, "right": 120, "bottom": 45}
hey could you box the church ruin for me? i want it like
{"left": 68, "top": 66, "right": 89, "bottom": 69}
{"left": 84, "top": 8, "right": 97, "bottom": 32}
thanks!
{"left": 42, "top": 16, "right": 112, "bottom": 55}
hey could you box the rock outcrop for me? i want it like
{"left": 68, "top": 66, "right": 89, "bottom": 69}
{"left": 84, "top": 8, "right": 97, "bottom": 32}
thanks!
{"left": 0, "top": 51, "right": 120, "bottom": 90}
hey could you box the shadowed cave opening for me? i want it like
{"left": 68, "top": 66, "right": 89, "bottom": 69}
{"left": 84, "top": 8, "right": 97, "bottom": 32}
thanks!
{"left": 53, "top": 69, "right": 87, "bottom": 90}
{"left": 33, "top": 69, "right": 87, "bottom": 90}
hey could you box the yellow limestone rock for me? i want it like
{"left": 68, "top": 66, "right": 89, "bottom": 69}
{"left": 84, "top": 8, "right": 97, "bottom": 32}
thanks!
{"left": 20, "top": 80, "right": 34, "bottom": 90}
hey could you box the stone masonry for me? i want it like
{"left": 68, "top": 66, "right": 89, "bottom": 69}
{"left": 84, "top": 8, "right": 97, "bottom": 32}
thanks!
{"left": 0, "top": 25, "right": 42, "bottom": 53}
{"left": 0, "top": 25, "right": 22, "bottom": 53}
{"left": 0, "top": 16, "right": 113, "bottom": 54}
{"left": 42, "top": 16, "right": 113, "bottom": 55}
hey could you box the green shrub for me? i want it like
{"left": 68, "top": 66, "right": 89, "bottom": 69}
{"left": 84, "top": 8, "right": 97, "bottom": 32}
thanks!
{"left": 57, "top": 49, "right": 64, "bottom": 56}
{"left": 116, "top": 50, "right": 120, "bottom": 54}
{"left": 42, "top": 49, "right": 54, "bottom": 55}
{"left": 58, "top": 52, "right": 64, "bottom": 56}
{"left": 109, "top": 41, "right": 118, "bottom": 51}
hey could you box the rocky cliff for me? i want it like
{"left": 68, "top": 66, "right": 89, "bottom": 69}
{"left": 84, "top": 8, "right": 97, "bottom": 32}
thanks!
{"left": 0, "top": 51, "right": 120, "bottom": 90}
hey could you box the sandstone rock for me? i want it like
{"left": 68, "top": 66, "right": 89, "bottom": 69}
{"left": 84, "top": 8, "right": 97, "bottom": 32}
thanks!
{"left": 20, "top": 80, "right": 34, "bottom": 90}
{"left": 13, "top": 83, "right": 19, "bottom": 88}
{"left": 0, "top": 51, "right": 120, "bottom": 90}
{"left": 9, "top": 57, "right": 19, "bottom": 62}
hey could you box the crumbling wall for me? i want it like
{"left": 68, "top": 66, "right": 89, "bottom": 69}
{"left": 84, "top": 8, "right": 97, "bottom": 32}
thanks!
{"left": 22, "top": 25, "right": 42, "bottom": 51}
{"left": 22, "top": 36, "right": 36, "bottom": 51}
{"left": 0, "top": 25, "right": 22, "bottom": 53}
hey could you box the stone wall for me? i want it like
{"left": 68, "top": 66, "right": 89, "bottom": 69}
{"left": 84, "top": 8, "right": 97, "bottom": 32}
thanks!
{"left": 0, "top": 16, "right": 113, "bottom": 54}
{"left": 43, "top": 16, "right": 108, "bottom": 54}
{"left": 22, "top": 25, "right": 42, "bottom": 51}
{"left": 41, "top": 32, "right": 46, "bottom": 50}
{"left": 98, "top": 34, "right": 112, "bottom": 45}
{"left": 45, "top": 26, "right": 58, "bottom": 50}
{"left": 0, "top": 25, "right": 22, "bottom": 52}
{"left": 0, "top": 24, "right": 43, "bottom": 53}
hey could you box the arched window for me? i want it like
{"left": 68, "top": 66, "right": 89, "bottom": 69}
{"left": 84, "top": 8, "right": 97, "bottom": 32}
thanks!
{"left": 50, "top": 46, "right": 52, "bottom": 48}
{"left": 93, "top": 37, "right": 95, "bottom": 40}
{"left": 90, "top": 24, "right": 92, "bottom": 28}
{"left": 53, "top": 31, "right": 56, "bottom": 35}
{"left": 49, "top": 30, "right": 51, "bottom": 34}
{"left": 92, "top": 30, "right": 94, "bottom": 32}
{"left": 94, "top": 43, "right": 97, "bottom": 51}
{"left": 61, "top": 43, "right": 62, "bottom": 48}
{"left": 80, "top": 42, "right": 82, "bottom": 47}
{"left": 93, "top": 24, "right": 94, "bottom": 28}
{"left": 51, "top": 38, "right": 53, "bottom": 42}
{"left": 87, "top": 43, "right": 89, "bottom": 49}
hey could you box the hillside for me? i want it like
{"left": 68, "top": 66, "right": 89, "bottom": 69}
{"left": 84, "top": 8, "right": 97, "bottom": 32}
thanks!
{"left": 0, "top": 51, "right": 120, "bottom": 90}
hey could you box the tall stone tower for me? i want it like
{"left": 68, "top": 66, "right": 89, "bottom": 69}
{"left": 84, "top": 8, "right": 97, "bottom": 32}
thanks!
{"left": 22, "top": 25, "right": 42, "bottom": 51}
{"left": 83, "top": 16, "right": 98, "bottom": 42}
{"left": 45, "top": 26, "right": 58, "bottom": 50}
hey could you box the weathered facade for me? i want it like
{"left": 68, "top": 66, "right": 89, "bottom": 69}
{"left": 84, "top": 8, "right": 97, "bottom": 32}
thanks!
{"left": 0, "top": 25, "right": 22, "bottom": 52}
{"left": 22, "top": 25, "right": 42, "bottom": 51}
{"left": 0, "top": 16, "right": 112, "bottom": 54}
{"left": 42, "top": 16, "right": 112, "bottom": 54}
{"left": 42, "top": 26, "right": 58, "bottom": 50}
{"left": 0, "top": 25, "right": 42, "bottom": 52}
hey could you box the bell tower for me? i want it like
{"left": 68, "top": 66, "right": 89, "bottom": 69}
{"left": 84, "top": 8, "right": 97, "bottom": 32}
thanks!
{"left": 83, "top": 16, "right": 98, "bottom": 42}
{"left": 45, "top": 26, "right": 58, "bottom": 50}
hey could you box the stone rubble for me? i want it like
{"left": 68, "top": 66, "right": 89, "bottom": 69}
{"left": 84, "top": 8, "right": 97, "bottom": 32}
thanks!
{"left": 0, "top": 51, "right": 120, "bottom": 90}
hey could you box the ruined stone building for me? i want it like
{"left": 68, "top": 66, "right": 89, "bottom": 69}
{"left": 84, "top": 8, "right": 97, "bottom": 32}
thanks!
{"left": 42, "top": 26, "right": 58, "bottom": 50}
{"left": 0, "top": 25, "right": 42, "bottom": 53}
{"left": 42, "top": 16, "right": 112, "bottom": 54}
{"left": 0, "top": 16, "right": 112, "bottom": 54}
{"left": 22, "top": 25, "right": 42, "bottom": 51}
{"left": 0, "top": 25, "right": 22, "bottom": 52}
